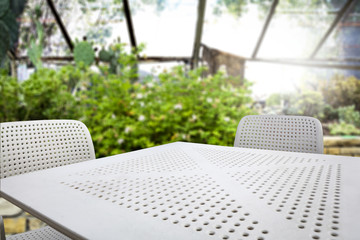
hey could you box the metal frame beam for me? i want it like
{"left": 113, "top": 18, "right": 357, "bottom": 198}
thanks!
{"left": 309, "top": 0, "right": 356, "bottom": 59}
{"left": 191, "top": 0, "right": 207, "bottom": 69}
{"left": 122, "top": 0, "right": 137, "bottom": 52}
{"left": 16, "top": 55, "right": 360, "bottom": 70}
{"left": 46, "top": 0, "right": 74, "bottom": 51}
{"left": 17, "top": 56, "right": 190, "bottom": 64}
{"left": 249, "top": 58, "right": 360, "bottom": 70}
{"left": 251, "top": 0, "right": 279, "bottom": 59}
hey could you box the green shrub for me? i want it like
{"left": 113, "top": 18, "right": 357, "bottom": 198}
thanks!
{"left": 73, "top": 41, "right": 95, "bottom": 67}
{"left": 323, "top": 105, "right": 339, "bottom": 122}
{"left": 21, "top": 68, "right": 79, "bottom": 120}
{"left": 0, "top": 70, "right": 22, "bottom": 121}
{"left": 0, "top": 43, "right": 255, "bottom": 157}
{"left": 320, "top": 75, "right": 360, "bottom": 111}
{"left": 338, "top": 105, "right": 360, "bottom": 128}
{"left": 78, "top": 66, "right": 255, "bottom": 157}
{"left": 329, "top": 122, "right": 360, "bottom": 136}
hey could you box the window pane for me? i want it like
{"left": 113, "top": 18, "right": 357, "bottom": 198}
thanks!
{"left": 258, "top": 0, "right": 348, "bottom": 59}
{"left": 202, "top": 0, "right": 272, "bottom": 58}
{"left": 130, "top": 0, "right": 197, "bottom": 57}
{"left": 54, "top": 0, "right": 130, "bottom": 51}
{"left": 18, "top": 0, "right": 71, "bottom": 57}
{"left": 317, "top": 0, "right": 360, "bottom": 60}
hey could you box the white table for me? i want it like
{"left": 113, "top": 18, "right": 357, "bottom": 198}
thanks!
{"left": 1, "top": 142, "right": 360, "bottom": 240}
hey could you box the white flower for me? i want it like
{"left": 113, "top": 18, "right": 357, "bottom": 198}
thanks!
{"left": 174, "top": 103, "right": 183, "bottom": 110}
{"left": 111, "top": 114, "right": 116, "bottom": 119}
{"left": 192, "top": 114, "right": 197, "bottom": 121}
{"left": 146, "top": 82, "right": 154, "bottom": 88}
{"left": 140, "top": 102, "right": 145, "bottom": 107}
{"left": 206, "top": 98, "right": 213, "bottom": 103}
{"left": 117, "top": 139, "right": 124, "bottom": 145}
{"left": 136, "top": 93, "right": 143, "bottom": 99}
{"left": 124, "top": 127, "right": 132, "bottom": 134}
{"left": 224, "top": 117, "right": 230, "bottom": 122}
{"left": 138, "top": 115, "right": 145, "bottom": 121}
{"left": 182, "top": 134, "right": 186, "bottom": 140}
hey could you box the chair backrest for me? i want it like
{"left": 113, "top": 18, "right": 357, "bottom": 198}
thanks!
{"left": 234, "top": 115, "right": 324, "bottom": 154}
{"left": 0, "top": 120, "right": 95, "bottom": 179}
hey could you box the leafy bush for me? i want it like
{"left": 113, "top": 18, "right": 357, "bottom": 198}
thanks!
{"left": 21, "top": 68, "right": 79, "bottom": 120}
{"left": 323, "top": 104, "right": 339, "bottom": 122}
{"left": 78, "top": 66, "right": 255, "bottom": 157}
{"left": 0, "top": 70, "right": 22, "bottom": 121}
{"left": 0, "top": 52, "right": 255, "bottom": 157}
{"left": 338, "top": 105, "right": 360, "bottom": 128}
{"left": 320, "top": 75, "right": 360, "bottom": 111}
{"left": 329, "top": 122, "right": 360, "bottom": 136}
{"left": 294, "top": 91, "right": 324, "bottom": 119}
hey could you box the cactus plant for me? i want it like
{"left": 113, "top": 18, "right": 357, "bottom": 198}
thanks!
{"left": 73, "top": 41, "right": 95, "bottom": 67}
{"left": 98, "top": 46, "right": 122, "bottom": 74}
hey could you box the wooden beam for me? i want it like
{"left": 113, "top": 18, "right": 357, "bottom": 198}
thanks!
{"left": 251, "top": 0, "right": 279, "bottom": 58}
{"left": 46, "top": 0, "right": 74, "bottom": 51}
{"left": 191, "top": 0, "right": 207, "bottom": 69}
{"left": 122, "top": 0, "right": 137, "bottom": 51}
{"left": 309, "top": 0, "right": 356, "bottom": 59}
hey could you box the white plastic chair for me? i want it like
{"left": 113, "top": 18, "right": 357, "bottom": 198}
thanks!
{"left": 234, "top": 115, "right": 324, "bottom": 154}
{"left": 0, "top": 120, "right": 96, "bottom": 239}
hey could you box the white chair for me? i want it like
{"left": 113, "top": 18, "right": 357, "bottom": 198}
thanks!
{"left": 234, "top": 115, "right": 323, "bottom": 154}
{"left": 0, "top": 120, "right": 96, "bottom": 239}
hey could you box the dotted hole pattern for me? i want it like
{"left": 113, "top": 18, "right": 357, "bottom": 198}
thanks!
{"left": 61, "top": 175, "right": 270, "bottom": 240}
{"left": 72, "top": 149, "right": 200, "bottom": 176}
{"left": 195, "top": 148, "right": 325, "bottom": 169}
{"left": 235, "top": 116, "right": 322, "bottom": 153}
{"left": 230, "top": 164, "right": 341, "bottom": 239}
{"left": 0, "top": 121, "right": 95, "bottom": 178}
{"left": 7, "top": 226, "right": 70, "bottom": 240}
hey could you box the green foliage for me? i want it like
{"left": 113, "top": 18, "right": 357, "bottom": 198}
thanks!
{"left": 295, "top": 91, "right": 324, "bottom": 119}
{"left": 0, "top": 70, "right": 22, "bottom": 121}
{"left": 323, "top": 105, "right": 339, "bottom": 122}
{"left": 266, "top": 93, "right": 282, "bottom": 107}
{"left": 98, "top": 43, "right": 144, "bottom": 77}
{"left": 77, "top": 65, "right": 254, "bottom": 157}
{"left": 320, "top": 75, "right": 360, "bottom": 111}
{"left": 0, "top": 43, "right": 255, "bottom": 157}
{"left": 27, "top": 21, "right": 44, "bottom": 69}
{"left": 329, "top": 122, "right": 360, "bottom": 136}
{"left": 73, "top": 41, "right": 95, "bottom": 67}
{"left": 338, "top": 105, "right": 360, "bottom": 128}
{"left": 0, "top": 0, "right": 26, "bottom": 63}
{"left": 21, "top": 68, "right": 79, "bottom": 120}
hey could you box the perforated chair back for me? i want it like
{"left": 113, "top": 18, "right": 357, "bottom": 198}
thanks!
{"left": 0, "top": 120, "right": 95, "bottom": 179}
{"left": 234, "top": 115, "right": 324, "bottom": 154}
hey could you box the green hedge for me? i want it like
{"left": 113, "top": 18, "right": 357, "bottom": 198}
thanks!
{"left": 0, "top": 64, "right": 255, "bottom": 157}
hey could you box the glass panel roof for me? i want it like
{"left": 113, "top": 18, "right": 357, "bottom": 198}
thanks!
{"left": 317, "top": 0, "right": 360, "bottom": 59}
{"left": 18, "top": 0, "right": 71, "bottom": 57}
{"left": 130, "top": 0, "right": 197, "bottom": 57}
{"left": 202, "top": 0, "right": 272, "bottom": 58}
{"left": 54, "top": 0, "right": 130, "bottom": 51}
{"left": 258, "top": 0, "right": 348, "bottom": 59}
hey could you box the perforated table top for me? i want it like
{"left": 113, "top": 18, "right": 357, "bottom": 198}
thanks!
{"left": 1, "top": 142, "right": 360, "bottom": 240}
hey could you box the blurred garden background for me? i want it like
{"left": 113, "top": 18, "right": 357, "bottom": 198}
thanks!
{"left": 1, "top": 0, "right": 360, "bottom": 234}
{"left": 1, "top": 0, "right": 360, "bottom": 158}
